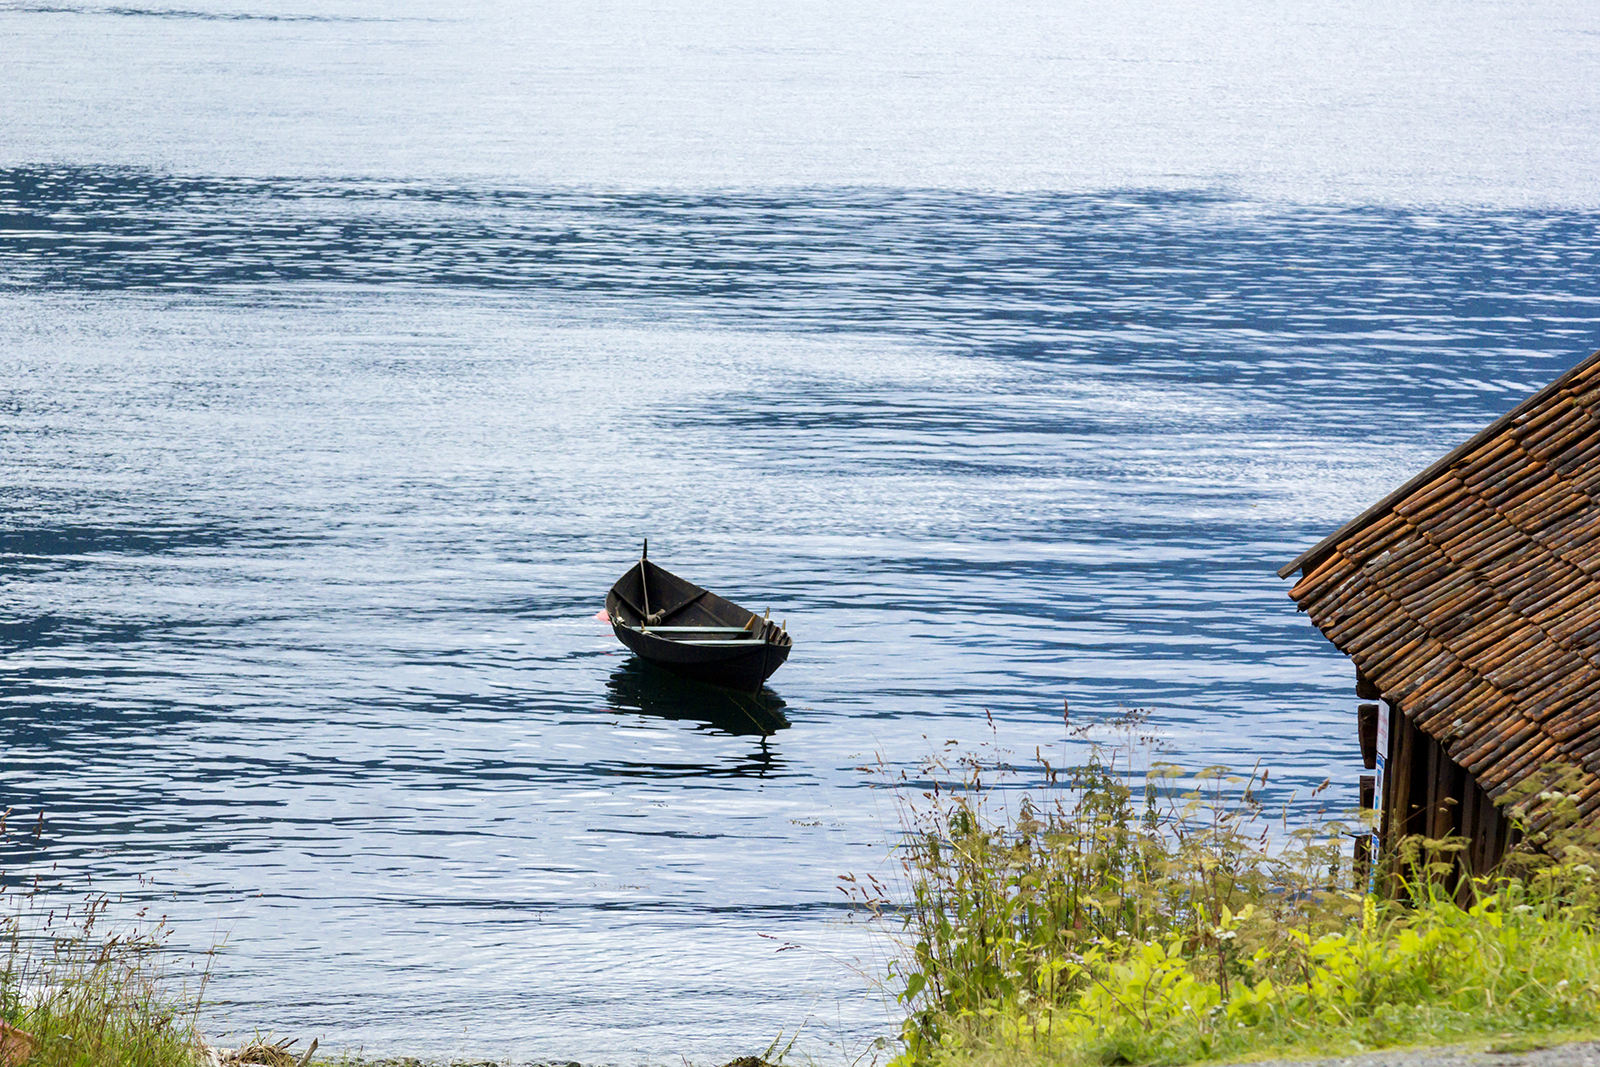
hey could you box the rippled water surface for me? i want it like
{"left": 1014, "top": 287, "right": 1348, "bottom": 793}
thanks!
{"left": 4, "top": 0, "right": 1600, "bottom": 1062}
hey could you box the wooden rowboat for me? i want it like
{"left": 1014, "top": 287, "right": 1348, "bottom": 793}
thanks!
{"left": 606, "top": 542, "right": 792, "bottom": 694}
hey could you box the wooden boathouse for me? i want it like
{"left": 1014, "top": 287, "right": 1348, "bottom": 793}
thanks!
{"left": 1280, "top": 349, "right": 1600, "bottom": 876}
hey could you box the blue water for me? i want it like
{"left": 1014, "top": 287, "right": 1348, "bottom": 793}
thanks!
{"left": 4, "top": 1, "right": 1600, "bottom": 1062}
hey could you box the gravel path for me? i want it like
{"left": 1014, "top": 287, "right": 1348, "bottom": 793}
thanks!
{"left": 316, "top": 1042, "right": 1600, "bottom": 1067}
{"left": 1210, "top": 1039, "right": 1600, "bottom": 1067}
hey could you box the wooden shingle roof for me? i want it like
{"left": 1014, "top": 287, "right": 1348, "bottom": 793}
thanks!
{"left": 1282, "top": 349, "right": 1600, "bottom": 819}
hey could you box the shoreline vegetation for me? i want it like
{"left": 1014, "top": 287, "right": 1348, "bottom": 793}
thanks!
{"left": 847, "top": 716, "right": 1600, "bottom": 1066}
{"left": 0, "top": 881, "right": 206, "bottom": 1067}
{"left": 9, "top": 722, "right": 1600, "bottom": 1067}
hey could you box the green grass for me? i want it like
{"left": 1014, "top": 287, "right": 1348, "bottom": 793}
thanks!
{"left": 854, "top": 731, "right": 1600, "bottom": 1067}
{"left": 3, "top": 821, "right": 209, "bottom": 1067}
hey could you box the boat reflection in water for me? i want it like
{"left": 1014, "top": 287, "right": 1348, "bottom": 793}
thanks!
{"left": 603, "top": 658, "right": 790, "bottom": 738}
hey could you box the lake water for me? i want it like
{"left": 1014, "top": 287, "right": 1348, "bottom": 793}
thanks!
{"left": 4, "top": 1, "right": 1600, "bottom": 1062}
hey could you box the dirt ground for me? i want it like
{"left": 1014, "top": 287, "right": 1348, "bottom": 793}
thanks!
{"left": 1209, "top": 1038, "right": 1600, "bottom": 1067}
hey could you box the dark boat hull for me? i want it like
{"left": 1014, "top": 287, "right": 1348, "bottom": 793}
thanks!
{"left": 606, "top": 555, "right": 792, "bottom": 693}
{"left": 612, "top": 625, "right": 791, "bottom": 692}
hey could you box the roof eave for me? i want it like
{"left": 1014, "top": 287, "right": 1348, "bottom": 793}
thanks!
{"left": 1277, "top": 349, "right": 1600, "bottom": 581}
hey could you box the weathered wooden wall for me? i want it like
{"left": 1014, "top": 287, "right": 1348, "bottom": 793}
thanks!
{"left": 1379, "top": 698, "right": 1514, "bottom": 888}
